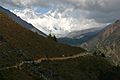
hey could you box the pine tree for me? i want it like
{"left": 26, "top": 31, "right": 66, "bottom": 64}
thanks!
{"left": 47, "top": 34, "right": 52, "bottom": 40}
{"left": 47, "top": 34, "right": 57, "bottom": 42}
{"left": 53, "top": 35, "right": 57, "bottom": 42}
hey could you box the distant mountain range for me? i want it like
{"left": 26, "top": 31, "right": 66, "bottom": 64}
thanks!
{"left": 58, "top": 27, "right": 104, "bottom": 46}
{"left": 0, "top": 6, "right": 47, "bottom": 37}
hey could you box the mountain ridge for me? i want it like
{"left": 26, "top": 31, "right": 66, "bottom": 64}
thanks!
{"left": 0, "top": 12, "right": 86, "bottom": 66}
{"left": 0, "top": 6, "right": 120, "bottom": 80}
{"left": 58, "top": 27, "right": 103, "bottom": 46}
{"left": 0, "top": 6, "right": 47, "bottom": 37}
{"left": 82, "top": 20, "right": 120, "bottom": 64}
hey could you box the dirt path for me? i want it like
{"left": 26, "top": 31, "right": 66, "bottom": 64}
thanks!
{"left": 35, "top": 52, "right": 89, "bottom": 63}
{"left": 0, "top": 52, "right": 89, "bottom": 71}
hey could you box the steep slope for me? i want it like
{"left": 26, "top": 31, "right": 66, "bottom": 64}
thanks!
{"left": 0, "top": 69, "right": 34, "bottom": 80}
{"left": 0, "top": 11, "right": 88, "bottom": 80}
{"left": 0, "top": 6, "right": 46, "bottom": 37}
{"left": 0, "top": 8, "right": 119, "bottom": 80}
{"left": 58, "top": 27, "right": 103, "bottom": 46}
{"left": 82, "top": 20, "right": 120, "bottom": 64}
{"left": 0, "top": 12, "right": 86, "bottom": 66}
{"left": 22, "top": 55, "right": 119, "bottom": 80}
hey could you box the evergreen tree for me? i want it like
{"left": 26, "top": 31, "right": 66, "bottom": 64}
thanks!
{"left": 53, "top": 35, "right": 57, "bottom": 42}
{"left": 47, "top": 34, "right": 52, "bottom": 39}
{"left": 47, "top": 34, "right": 57, "bottom": 42}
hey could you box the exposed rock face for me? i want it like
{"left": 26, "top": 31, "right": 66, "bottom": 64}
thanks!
{"left": 82, "top": 20, "right": 120, "bottom": 64}
{"left": 101, "top": 23, "right": 118, "bottom": 41}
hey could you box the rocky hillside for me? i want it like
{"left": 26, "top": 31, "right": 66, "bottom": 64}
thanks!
{"left": 82, "top": 20, "right": 120, "bottom": 64}
{"left": 22, "top": 55, "right": 120, "bottom": 80}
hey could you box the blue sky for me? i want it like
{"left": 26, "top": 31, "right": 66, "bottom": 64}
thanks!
{"left": 35, "top": 7, "right": 50, "bottom": 14}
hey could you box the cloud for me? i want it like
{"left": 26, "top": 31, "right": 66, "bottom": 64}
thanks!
{"left": 1, "top": 0, "right": 120, "bottom": 37}
{"left": 1, "top": 0, "right": 120, "bottom": 22}
{"left": 12, "top": 8, "right": 106, "bottom": 37}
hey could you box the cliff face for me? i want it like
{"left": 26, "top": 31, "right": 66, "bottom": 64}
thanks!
{"left": 101, "top": 22, "right": 118, "bottom": 41}
{"left": 81, "top": 20, "right": 120, "bottom": 64}
{"left": 103, "top": 24, "right": 120, "bottom": 64}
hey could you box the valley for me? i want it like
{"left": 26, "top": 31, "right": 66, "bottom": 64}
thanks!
{"left": 0, "top": 5, "right": 120, "bottom": 80}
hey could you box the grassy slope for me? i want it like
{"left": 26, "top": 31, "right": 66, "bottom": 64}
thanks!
{"left": 0, "top": 12, "right": 86, "bottom": 80}
{"left": 0, "top": 69, "right": 34, "bottom": 80}
{"left": 26, "top": 56, "right": 113, "bottom": 80}
{"left": 0, "top": 12, "right": 86, "bottom": 65}
{"left": 1, "top": 12, "right": 118, "bottom": 80}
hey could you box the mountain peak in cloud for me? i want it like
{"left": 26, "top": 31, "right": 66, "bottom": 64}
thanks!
{"left": 11, "top": 8, "right": 106, "bottom": 37}
{"left": 2, "top": 0, "right": 120, "bottom": 37}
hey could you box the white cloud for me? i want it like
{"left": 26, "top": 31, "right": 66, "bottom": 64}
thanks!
{"left": 12, "top": 8, "right": 106, "bottom": 37}
{"left": 2, "top": 0, "right": 119, "bottom": 37}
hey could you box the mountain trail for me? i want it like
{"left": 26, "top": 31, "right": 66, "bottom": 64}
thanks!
{"left": 0, "top": 52, "right": 90, "bottom": 71}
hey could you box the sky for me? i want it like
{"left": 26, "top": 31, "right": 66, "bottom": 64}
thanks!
{"left": 0, "top": 0, "right": 120, "bottom": 37}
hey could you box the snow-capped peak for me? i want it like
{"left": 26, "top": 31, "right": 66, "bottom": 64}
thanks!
{"left": 12, "top": 8, "right": 106, "bottom": 37}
